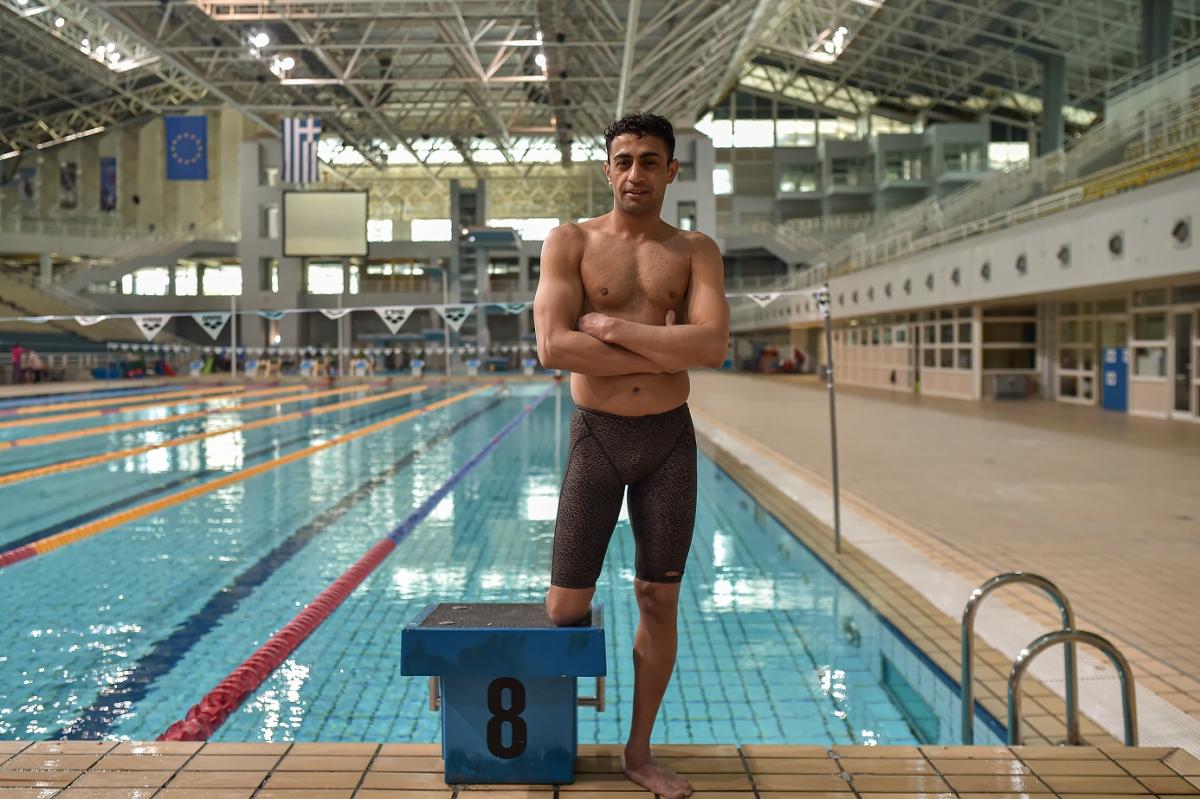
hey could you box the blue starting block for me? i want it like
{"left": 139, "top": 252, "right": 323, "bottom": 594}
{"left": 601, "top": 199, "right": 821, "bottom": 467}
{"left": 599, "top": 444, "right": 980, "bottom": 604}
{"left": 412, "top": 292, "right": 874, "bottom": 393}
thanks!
{"left": 400, "top": 602, "right": 606, "bottom": 784}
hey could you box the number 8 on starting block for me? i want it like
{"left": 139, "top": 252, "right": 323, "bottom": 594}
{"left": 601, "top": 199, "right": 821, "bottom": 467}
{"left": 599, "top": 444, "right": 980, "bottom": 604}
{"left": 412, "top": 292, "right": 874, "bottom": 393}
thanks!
{"left": 401, "top": 602, "right": 606, "bottom": 785}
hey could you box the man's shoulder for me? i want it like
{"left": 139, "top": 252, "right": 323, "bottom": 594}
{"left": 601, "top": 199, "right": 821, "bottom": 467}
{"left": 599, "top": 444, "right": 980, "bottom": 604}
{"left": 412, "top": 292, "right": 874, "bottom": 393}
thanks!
{"left": 678, "top": 228, "right": 719, "bottom": 256}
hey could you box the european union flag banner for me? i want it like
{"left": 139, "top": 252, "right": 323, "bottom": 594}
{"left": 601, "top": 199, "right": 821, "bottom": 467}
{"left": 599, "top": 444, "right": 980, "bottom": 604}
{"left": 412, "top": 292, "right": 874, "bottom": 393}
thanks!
{"left": 165, "top": 115, "right": 208, "bottom": 180}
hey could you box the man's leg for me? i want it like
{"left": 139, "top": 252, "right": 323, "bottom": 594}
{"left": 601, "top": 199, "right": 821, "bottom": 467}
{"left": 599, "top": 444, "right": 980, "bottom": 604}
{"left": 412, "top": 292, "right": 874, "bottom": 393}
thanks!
{"left": 546, "top": 410, "right": 623, "bottom": 626}
{"left": 621, "top": 412, "right": 697, "bottom": 798}
{"left": 623, "top": 578, "right": 690, "bottom": 798}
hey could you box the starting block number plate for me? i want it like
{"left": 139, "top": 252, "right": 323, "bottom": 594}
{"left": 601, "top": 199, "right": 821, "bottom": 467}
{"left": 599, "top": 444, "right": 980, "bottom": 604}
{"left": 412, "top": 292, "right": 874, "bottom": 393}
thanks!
{"left": 441, "top": 674, "right": 576, "bottom": 783}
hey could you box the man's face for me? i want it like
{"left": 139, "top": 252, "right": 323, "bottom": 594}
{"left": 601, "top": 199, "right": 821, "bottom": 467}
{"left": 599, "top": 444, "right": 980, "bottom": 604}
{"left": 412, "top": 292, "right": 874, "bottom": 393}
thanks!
{"left": 603, "top": 133, "right": 678, "bottom": 216}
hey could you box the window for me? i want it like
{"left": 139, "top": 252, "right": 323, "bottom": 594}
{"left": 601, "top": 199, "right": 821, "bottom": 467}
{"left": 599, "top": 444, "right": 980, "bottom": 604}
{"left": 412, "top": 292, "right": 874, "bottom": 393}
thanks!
{"left": 175, "top": 265, "right": 198, "bottom": 297}
{"left": 307, "top": 263, "right": 343, "bottom": 295}
{"left": 988, "top": 141, "right": 1029, "bottom": 170}
{"left": 1134, "top": 312, "right": 1167, "bottom": 341}
{"left": 259, "top": 258, "right": 278, "bottom": 293}
{"left": 367, "top": 219, "right": 394, "bottom": 242}
{"left": 713, "top": 164, "right": 733, "bottom": 195}
{"left": 884, "top": 152, "right": 925, "bottom": 181}
{"left": 411, "top": 218, "right": 452, "bottom": 241}
{"left": 831, "top": 158, "right": 870, "bottom": 187}
{"left": 779, "top": 164, "right": 818, "bottom": 193}
{"left": 202, "top": 266, "right": 242, "bottom": 296}
{"left": 132, "top": 267, "right": 170, "bottom": 296}
{"left": 732, "top": 119, "right": 774, "bottom": 148}
{"left": 943, "top": 144, "right": 984, "bottom": 172}
{"left": 677, "top": 202, "right": 697, "bottom": 231}
{"left": 1134, "top": 347, "right": 1167, "bottom": 376}
{"left": 487, "top": 218, "right": 559, "bottom": 240}
{"left": 1132, "top": 288, "right": 1168, "bottom": 307}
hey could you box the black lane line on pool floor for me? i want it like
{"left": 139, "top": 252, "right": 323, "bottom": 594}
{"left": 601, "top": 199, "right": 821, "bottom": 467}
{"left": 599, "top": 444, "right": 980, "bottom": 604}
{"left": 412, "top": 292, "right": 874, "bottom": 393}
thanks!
{"left": 54, "top": 395, "right": 506, "bottom": 739}
{"left": 0, "top": 390, "right": 435, "bottom": 552}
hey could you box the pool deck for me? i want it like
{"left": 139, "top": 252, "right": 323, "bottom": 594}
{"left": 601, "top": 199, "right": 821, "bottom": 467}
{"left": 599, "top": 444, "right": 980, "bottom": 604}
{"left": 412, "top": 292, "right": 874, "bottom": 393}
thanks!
{"left": 688, "top": 372, "right": 1200, "bottom": 753}
{"left": 0, "top": 740, "right": 1197, "bottom": 797}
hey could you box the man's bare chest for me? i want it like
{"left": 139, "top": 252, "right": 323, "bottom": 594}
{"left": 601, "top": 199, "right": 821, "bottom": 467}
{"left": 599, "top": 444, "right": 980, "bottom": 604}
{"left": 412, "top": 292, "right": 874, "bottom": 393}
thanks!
{"left": 579, "top": 247, "right": 690, "bottom": 312}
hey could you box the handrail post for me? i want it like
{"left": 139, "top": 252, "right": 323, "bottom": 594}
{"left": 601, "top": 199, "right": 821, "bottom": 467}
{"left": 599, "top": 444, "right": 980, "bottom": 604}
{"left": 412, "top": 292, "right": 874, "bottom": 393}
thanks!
{"left": 961, "top": 572, "right": 1079, "bottom": 744}
{"left": 1009, "top": 629, "right": 1137, "bottom": 746}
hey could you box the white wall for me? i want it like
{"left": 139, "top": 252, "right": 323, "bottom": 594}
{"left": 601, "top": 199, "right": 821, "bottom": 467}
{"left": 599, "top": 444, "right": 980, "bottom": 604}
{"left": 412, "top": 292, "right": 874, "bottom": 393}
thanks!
{"left": 732, "top": 170, "right": 1200, "bottom": 332}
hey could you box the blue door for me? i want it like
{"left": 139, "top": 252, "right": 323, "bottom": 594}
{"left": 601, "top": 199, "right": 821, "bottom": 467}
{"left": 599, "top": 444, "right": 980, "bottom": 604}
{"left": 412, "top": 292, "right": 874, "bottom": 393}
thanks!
{"left": 1101, "top": 347, "right": 1127, "bottom": 412}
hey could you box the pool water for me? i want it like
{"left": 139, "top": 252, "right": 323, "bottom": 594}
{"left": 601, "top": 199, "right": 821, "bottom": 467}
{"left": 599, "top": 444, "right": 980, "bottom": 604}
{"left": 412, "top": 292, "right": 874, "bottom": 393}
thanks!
{"left": 0, "top": 381, "right": 1001, "bottom": 745}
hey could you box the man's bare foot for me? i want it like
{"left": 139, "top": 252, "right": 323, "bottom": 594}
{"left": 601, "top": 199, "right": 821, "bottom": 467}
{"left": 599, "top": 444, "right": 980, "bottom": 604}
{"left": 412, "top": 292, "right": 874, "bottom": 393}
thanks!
{"left": 621, "top": 752, "right": 693, "bottom": 798}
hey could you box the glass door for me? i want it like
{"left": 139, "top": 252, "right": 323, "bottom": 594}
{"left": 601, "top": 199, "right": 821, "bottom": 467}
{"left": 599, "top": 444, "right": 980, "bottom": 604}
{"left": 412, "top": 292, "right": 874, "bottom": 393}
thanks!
{"left": 1174, "top": 312, "right": 1195, "bottom": 415}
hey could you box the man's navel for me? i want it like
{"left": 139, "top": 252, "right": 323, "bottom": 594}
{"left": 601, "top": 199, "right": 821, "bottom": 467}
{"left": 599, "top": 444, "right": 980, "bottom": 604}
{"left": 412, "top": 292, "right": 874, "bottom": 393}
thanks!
{"left": 600, "top": 287, "right": 609, "bottom": 296}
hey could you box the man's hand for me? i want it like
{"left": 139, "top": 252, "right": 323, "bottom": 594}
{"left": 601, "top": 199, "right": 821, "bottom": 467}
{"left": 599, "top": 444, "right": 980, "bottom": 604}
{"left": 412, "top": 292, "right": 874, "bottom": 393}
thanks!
{"left": 578, "top": 312, "right": 617, "bottom": 343}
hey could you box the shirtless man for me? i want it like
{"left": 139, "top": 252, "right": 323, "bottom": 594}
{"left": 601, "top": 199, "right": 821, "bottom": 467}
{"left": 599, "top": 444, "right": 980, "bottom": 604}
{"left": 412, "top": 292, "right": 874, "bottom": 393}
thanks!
{"left": 533, "top": 113, "right": 729, "bottom": 799}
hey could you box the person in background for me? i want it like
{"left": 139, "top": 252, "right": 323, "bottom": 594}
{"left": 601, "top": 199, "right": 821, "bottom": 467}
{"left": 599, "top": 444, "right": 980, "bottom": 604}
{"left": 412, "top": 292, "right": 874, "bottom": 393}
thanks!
{"left": 10, "top": 342, "right": 23, "bottom": 383}
{"left": 25, "top": 349, "right": 47, "bottom": 382}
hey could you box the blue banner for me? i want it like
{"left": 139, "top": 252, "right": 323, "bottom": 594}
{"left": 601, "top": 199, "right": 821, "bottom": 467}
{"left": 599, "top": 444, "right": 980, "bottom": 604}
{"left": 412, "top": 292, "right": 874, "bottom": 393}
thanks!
{"left": 165, "top": 115, "right": 208, "bottom": 180}
{"left": 100, "top": 156, "right": 117, "bottom": 211}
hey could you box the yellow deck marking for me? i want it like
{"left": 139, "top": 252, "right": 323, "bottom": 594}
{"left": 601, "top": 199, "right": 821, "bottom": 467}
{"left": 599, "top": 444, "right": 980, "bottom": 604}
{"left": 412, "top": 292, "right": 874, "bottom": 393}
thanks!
{"left": 0, "top": 383, "right": 312, "bottom": 430}
{"left": 20, "top": 385, "right": 489, "bottom": 559}
{"left": 0, "top": 383, "right": 415, "bottom": 486}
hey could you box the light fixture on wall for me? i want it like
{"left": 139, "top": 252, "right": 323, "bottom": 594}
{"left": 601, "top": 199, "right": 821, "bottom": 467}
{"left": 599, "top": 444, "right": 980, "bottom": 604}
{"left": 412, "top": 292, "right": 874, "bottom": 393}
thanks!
{"left": 1108, "top": 232, "right": 1123, "bottom": 256}
{"left": 903, "top": 278, "right": 912, "bottom": 294}
{"left": 1015, "top": 254, "right": 1028, "bottom": 275}
{"left": 950, "top": 267, "right": 961, "bottom": 286}
{"left": 884, "top": 282, "right": 892, "bottom": 297}
{"left": 980, "top": 261, "right": 991, "bottom": 281}
{"left": 1172, "top": 218, "right": 1191, "bottom": 246}
{"left": 1056, "top": 244, "right": 1070, "bottom": 266}
{"left": 925, "top": 273, "right": 934, "bottom": 290}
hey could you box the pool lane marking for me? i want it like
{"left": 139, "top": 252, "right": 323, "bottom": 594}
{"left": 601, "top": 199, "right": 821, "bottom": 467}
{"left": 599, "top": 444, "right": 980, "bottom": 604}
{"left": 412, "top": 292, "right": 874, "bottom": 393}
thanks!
{"left": 2, "top": 383, "right": 371, "bottom": 450}
{"left": 0, "top": 383, "right": 249, "bottom": 417}
{"left": 0, "top": 383, "right": 417, "bottom": 488}
{"left": 1, "top": 388, "right": 434, "bottom": 553}
{"left": 158, "top": 384, "right": 550, "bottom": 741}
{"left": 56, "top": 396, "right": 507, "bottom": 739}
{"left": 0, "top": 383, "right": 310, "bottom": 431}
{"left": 0, "top": 384, "right": 490, "bottom": 569}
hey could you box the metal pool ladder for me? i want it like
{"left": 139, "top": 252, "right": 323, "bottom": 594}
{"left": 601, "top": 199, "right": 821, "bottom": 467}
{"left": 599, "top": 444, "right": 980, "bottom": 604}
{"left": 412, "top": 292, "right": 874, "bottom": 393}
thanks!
{"left": 960, "top": 571, "right": 1140, "bottom": 746}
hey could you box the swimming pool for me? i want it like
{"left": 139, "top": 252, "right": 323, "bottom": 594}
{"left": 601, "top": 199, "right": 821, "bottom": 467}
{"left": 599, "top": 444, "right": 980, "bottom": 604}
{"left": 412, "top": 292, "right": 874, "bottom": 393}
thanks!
{"left": 0, "top": 380, "right": 1002, "bottom": 745}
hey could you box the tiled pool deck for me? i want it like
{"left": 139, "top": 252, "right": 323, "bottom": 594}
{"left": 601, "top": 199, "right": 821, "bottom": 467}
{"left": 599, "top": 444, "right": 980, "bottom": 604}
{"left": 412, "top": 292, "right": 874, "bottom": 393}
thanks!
{"left": 687, "top": 372, "right": 1200, "bottom": 752}
{"left": 1, "top": 740, "right": 1198, "bottom": 798}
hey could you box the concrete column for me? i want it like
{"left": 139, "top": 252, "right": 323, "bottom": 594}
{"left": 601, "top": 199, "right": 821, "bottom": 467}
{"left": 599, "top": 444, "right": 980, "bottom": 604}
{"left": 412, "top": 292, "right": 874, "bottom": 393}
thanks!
{"left": 1140, "top": 0, "right": 1174, "bottom": 68}
{"left": 517, "top": 252, "right": 530, "bottom": 343}
{"left": 1039, "top": 52, "right": 1066, "bottom": 155}
{"left": 39, "top": 252, "right": 53, "bottom": 287}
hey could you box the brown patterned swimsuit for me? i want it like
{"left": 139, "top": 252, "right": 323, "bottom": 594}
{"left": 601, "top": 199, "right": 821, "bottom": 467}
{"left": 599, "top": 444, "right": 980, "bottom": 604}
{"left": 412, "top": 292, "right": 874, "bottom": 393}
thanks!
{"left": 550, "top": 403, "right": 697, "bottom": 589}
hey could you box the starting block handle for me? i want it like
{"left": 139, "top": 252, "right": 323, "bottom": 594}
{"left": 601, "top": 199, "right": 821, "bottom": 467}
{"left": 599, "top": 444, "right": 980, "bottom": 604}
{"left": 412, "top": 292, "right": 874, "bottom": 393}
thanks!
{"left": 427, "top": 675, "right": 605, "bottom": 712}
{"left": 577, "top": 676, "right": 605, "bottom": 712}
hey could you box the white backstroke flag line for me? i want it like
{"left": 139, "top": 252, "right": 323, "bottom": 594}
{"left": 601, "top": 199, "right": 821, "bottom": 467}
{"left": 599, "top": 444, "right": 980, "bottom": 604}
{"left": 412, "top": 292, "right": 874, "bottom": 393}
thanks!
{"left": 74, "top": 315, "right": 107, "bottom": 326}
{"left": 192, "top": 312, "right": 231, "bottom": 340}
{"left": 133, "top": 314, "right": 169, "bottom": 341}
{"left": 436, "top": 305, "right": 474, "bottom": 332}
{"left": 320, "top": 308, "right": 351, "bottom": 320}
{"left": 376, "top": 306, "right": 414, "bottom": 335}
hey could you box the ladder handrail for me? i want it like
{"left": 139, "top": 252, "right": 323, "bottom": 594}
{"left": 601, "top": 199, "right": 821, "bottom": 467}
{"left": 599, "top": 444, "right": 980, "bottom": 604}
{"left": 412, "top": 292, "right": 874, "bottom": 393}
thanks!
{"left": 1009, "top": 629, "right": 1138, "bottom": 746}
{"left": 960, "top": 571, "right": 1080, "bottom": 744}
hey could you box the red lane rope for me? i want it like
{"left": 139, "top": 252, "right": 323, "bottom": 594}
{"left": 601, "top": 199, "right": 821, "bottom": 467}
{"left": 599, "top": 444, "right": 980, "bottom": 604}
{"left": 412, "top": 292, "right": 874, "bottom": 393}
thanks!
{"left": 159, "top": 538, "right": 397, "bottom": 741}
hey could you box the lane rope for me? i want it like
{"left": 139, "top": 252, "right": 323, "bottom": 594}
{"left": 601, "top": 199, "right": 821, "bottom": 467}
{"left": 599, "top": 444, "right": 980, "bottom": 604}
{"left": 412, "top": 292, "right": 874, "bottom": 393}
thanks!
{"left": 0, "top": 383, "right": 413, "bottom": 488}
{"left": 0, "top": 383, "right": 247, "bottom": 417}
{"left": 0, "top": 384, "right": 491, "bottom": 569}
{"left": 158, "top": 383, "right": 551, "bottom": 741}
{"left": 0, "top": 383, "right": 310, "bottom": 431}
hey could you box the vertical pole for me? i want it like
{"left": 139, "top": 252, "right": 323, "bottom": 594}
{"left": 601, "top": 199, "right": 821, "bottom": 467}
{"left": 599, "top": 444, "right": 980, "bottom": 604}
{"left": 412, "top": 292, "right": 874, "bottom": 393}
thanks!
{"left": 337, "top": 293, "right": 345, "bottom": 379}
{"left": 816, "top": 284, "right": 841, "bottom": 554}
{"left": 230, "top": 295, "right": 238, "bottom": 378}
{"left": 442, "top": 268, "right": 452, "bottom": 376}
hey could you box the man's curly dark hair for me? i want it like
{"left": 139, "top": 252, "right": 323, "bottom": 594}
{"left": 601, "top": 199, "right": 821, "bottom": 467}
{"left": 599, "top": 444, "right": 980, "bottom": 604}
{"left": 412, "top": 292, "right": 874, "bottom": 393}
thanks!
{"left": 603, "top": 112, "right": 675, "bottom": 162}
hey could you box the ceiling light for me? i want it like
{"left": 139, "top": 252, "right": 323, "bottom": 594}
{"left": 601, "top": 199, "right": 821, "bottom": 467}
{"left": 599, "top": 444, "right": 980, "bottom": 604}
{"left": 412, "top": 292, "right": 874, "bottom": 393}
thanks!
{"left": 281, "top": 56, "right": 295, "bottom": 69}
{"left": 534, "top": 53, "right": 547, "bottom": 69}
{"left": 251, "top": 31, "right": 269, "bottom": 48}
{"left": 96, "top": 45, "right": 106, "bottom": 57}
{"left": 109, "top": 52, "right": 120, "bottom": 64}
{"left": 54, "top": 16, "right": 65, "bottom": 27}
{"left": 823, "top": 41, "right": 835, "bottom": 53}
{"left": 16, "top": 0, "right": 29, "bottom": 5}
